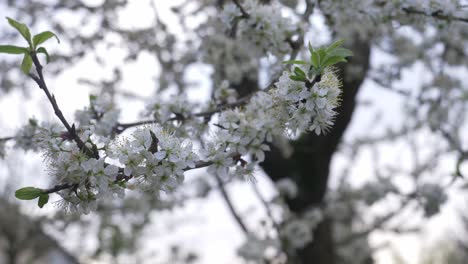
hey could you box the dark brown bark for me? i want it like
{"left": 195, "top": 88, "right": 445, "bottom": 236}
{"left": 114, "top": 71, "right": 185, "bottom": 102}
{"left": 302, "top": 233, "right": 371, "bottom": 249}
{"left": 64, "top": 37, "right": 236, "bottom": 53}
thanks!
{"left": 261, "top": 37, "right": 371, "bottom": 264}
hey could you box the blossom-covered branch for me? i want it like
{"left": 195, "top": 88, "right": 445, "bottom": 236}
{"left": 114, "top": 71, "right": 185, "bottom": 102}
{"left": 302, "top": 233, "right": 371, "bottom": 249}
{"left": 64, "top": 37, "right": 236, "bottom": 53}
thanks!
{"left": 2, "top": 7, "right": 352, "bottom": 215}
{"left": 402, "top": 6, "right": 468, "bottom": 24}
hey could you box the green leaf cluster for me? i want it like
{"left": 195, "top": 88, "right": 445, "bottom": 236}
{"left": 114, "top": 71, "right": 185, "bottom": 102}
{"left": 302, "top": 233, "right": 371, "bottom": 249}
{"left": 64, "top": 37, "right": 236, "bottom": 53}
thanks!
{"left": 283, "top": 40, "right": 353, "bottom": 82}
{"left": 15, "top": 187, "right": 50, "bottom": 208}
{"left": 0, "top": 17, "right": 59, "bottom": 74}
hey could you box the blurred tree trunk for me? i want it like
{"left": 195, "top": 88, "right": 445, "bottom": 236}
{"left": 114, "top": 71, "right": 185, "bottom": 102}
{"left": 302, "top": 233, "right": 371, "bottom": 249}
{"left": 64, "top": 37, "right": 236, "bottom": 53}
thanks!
{"left": 6, "top": 245, "right": 17, "bottom": 264}
{"left": 0, "top": 198, "right": 80, "bottom": 264}
{"left": 261, "top": 36, "right": 371, "bottom": 264}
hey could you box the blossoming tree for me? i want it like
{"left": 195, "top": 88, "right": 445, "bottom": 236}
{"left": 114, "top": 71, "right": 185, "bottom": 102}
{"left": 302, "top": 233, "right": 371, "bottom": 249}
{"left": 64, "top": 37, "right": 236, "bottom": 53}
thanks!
{"left": 0, "top": 0, "right": 467, "bottom": 263}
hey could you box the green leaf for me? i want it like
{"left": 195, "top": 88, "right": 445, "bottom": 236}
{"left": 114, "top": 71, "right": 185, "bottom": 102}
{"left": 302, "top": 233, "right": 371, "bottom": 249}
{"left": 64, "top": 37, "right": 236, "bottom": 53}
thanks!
{"left": 38, "top": 193, "right": 49, "bottom": 208}
{"left": 311, "top": 51, "right": 320, "bottom": 68}
{"left": 322, "top": 55, "right": 348, "bottom": 67}
{"left": 289, "top": 75, "right": 306, "bottom": 82}
{"left": 308, "top": 42, "right": 314, "bottom": 54}
{"left": 326, "top": 39, "right": 344, "bottom": 52}
{"left": 293, "top": 67, "right": 306, "bottom": 78}
{"left": 0, "top": 45, "right": 28, "bottom": 55}
{"left": 317, "top": 48, "right": 327, "bottom": 63}
{"left": 28, "top": 118, "right": 38, "bottom": 126}
{"left": 6, "top": 17, "right": 32, "bottom": 47}
{"left": 328, "top": 47, "right": 353, "bottom": 58}
{"left": 33, "top": 31, "right": 60, "bottom": 48}
{"left": 283, "top": 60, "right": 307, "bottom": 65}
{"left": 20, "top": 53, "right": 33, "bottom": 74}
{"left": 36, "top": 47, "right": 50, "bottom": 63}
{"left": 15, "top": 187, "right": 43, "bottom": 200}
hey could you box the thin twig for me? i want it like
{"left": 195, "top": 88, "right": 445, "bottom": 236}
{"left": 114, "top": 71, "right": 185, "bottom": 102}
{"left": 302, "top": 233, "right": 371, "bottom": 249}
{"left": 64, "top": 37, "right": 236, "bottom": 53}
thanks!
{"left": 232, "top": 0, "right": 249, "bottom": 18}
{"left": 251, "top": 182, "right": 282, "bottom": 234}
{"left": 214, "top": 173, "right": 249, "bottom": 235}
{"left": 0, "top": 137, "right": 14, "bottom": 142}
{"left": 336, "top": 192, "right": 415, "bottom": 246}
{"left": 44, "top": 183, "right": 76, "bottom": 194}
{"left": 402, "top": 7, "right": 468, "bottom": 23}
{"left": 115, "top": 93, "right": 253, "bottom": 133}
{"left": 305, "top": 73, "right": 322, "bottom": 90}
{"left": 29, "top": 52, "right": 98, "bottom": 159}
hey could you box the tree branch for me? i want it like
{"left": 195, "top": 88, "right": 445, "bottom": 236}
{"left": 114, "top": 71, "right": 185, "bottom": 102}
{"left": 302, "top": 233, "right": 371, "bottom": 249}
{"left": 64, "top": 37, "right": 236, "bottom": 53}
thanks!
{"left": 402, "top": 6, "right": 468, "bottom": 24}
{"left": 336, "top": 192, "right": 415, "bottom": 246}
{"left": 41, "top": 154, "right": 235, "bottom": 195}
{"left": 232, "top": 0, "right": 249, "bottom": 18}
{"left": 28, "top": 52, "right": 98, "bottom": 159}
{"left": 0, "top": 136, "right": 14, "bottom": 142}
{"left": 115, "top": 94, "right": 252, "bottom": 133}
{"left": 251, "top": 182, "right": 281, "bottom": 234}
{"left": 214, "top": 173, "right": 249, "bottom": 235}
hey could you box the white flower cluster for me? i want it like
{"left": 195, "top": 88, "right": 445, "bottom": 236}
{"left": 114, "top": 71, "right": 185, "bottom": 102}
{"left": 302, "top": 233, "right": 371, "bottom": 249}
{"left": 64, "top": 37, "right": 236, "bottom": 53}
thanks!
{"left": 334, "top": 220, "right": 373, "bottom": 264}
{"left": 110, "top": 126, "right": 198, "bottom": 194}
{"left": 142, "top": 94, "right": 207, "bottom": 138}
{"left": 202, "top": 34, "right": 259, "bottom": 85}
{"left": 40, "top": 128, "right": 117, "bottom": 214}
{"left": 13, "top": 118, "right": 86, "bottom": 155}
{"left": 54, "top": 157, "right": 121, "bottom": 214}
{"left": 34, "top": 122, "right": 66, "bottom": 153}
{"left": 282, "top": 219, "right": 313, "bottom": 248}
{"left": 276, "top": 178, "right": 298, "bottom": 199}
{"left": 424, "top": 73, "right": 463, "bottom": 132}
{"left": 203, "top": 67, "right": 341, "bottom": 178}
{"left": 214, "top": 81, "right": 238, "bottom": 105}
{"left": 13, "top": 118, "right": 64, "bottom": 155}
{"left": 23, "top": 118, "right": 198, "bottom": 214}
{"left": 237, "top": 234, "right": 278, "bottom": 262}
{"left": 275, "top": 68, "right": 342, "bottom": 135}
{"left": 143, "top": 94, "right": 196, "bottom": 122}
{"left": 318, "top": 0, "right": 461, "bottom": 40}
{"left": 75, "top": 94, "right": 120, "bottom": 138}
{"left": 281, "top": 208, "right": 323, "bottom": 249}
{"left": 221, "top": 0, "right": 295, "bottom": 56}
{"left": 236, "top": 208, "right": 322, "bottom": 261}
{"left": 201, "top": 141, "right": 236, "bottom": 177}
{"left": 14, "top": 118, "right": 41, "bottom": 151}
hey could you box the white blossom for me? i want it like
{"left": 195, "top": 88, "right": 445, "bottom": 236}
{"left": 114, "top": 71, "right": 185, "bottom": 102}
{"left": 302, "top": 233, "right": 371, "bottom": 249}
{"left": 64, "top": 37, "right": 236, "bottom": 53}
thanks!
{"left": 143, "top": 94, "right": 196, "bottom": 123}
{"left": 222, "top": 0, "right": 295, "bottom": 56}
{"left": 281, "top": 219, "right": 313, "bottom": 249}
{"left": 237, "top": 234, "right": 277, "bottom": 262}
{"left": 15, "top": 118, "right": 40, "bottom": 151}
{"left": 75, "top": 94, "right": 121, "bottom": 137}
{"left": 214, "top": 80, "right": 238, "bottom": 104}
{"left": 281, "top": 208, "right": 322, "bottom": 249}
{"left": 276, "top": 178, "right": 298, "bottom": 199}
